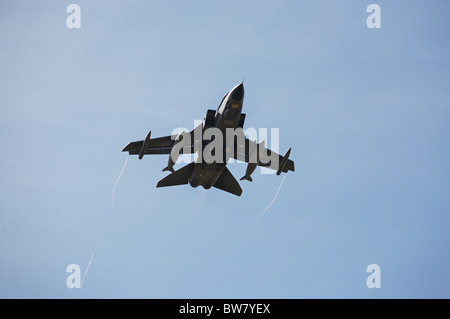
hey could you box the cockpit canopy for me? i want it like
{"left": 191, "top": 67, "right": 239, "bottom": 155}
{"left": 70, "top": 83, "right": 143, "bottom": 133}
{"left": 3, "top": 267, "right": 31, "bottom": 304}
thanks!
{"left": 217, "top": 92, "right": 229, "bottom": 112}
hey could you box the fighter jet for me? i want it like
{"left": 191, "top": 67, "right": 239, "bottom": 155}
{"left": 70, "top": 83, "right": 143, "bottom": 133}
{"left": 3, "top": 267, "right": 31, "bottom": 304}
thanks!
{"left": 122, "top": 82, "right": 294, "bottom": 196}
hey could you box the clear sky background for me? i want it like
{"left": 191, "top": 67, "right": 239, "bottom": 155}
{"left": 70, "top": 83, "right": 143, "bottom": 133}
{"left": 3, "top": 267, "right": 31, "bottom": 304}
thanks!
{"left": 1, "top": 0, "right": 449, "bottom": 298}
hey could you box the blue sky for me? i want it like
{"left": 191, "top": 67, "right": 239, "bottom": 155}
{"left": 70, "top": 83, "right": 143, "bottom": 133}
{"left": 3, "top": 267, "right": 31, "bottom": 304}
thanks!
{"left": 1, "top": 0, "right": 449, "bottom": 298}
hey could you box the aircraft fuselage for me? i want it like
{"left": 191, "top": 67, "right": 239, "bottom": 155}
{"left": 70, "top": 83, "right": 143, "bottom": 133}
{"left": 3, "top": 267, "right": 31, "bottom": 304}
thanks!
{"left": 189, "top": 82, "right": 244, "bottom": 189}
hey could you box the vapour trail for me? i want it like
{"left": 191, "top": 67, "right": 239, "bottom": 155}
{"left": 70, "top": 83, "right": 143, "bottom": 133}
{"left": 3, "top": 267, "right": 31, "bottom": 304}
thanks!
{"left": 256, "top": 174, "right": 287, "bottom": 223}
{"left": 81, "top": 228, "right": 104, "bottom": 288}
{"left": 227, "top": 174, "right": 288, "bottom": 289}
{"left": 226, "top": 263, "right": 240, "bottom": 287}
{"left": 111, "top": 157, "right": 128, "bottom": 211}
{"left": 81, "top": 157, "right": 129, "bottom": 289}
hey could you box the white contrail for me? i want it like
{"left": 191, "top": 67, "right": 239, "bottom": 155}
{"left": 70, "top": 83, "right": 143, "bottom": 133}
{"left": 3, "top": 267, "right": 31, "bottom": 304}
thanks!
{"left": 228, "top": 175, "right": 287, "bottom": 288}
{"left": 81, "top": 228, "right": 104, "bottom": 288}
{"left": 81, "top": 157, "right": 129, "bottom": 289}
{"left": 227, "top": 263, "right": 240, "bottom": 287}
{"left": 111, "top": 157, "right": 128, "bottom": 211}
{"left": 256, "top": 174, "right": 287, "bottom": 223}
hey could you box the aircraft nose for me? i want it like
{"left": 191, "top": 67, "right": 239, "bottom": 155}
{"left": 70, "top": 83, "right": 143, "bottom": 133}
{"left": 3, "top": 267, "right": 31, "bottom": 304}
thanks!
{"left": 230, "top": 82, "right": 244, "bottom": 101}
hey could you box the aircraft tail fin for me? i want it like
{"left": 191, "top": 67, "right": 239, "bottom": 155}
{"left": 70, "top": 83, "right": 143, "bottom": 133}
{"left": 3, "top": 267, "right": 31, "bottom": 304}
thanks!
{"left": 213, "top": 167, "right": 243, "bottom": 196}
{"left": 157, "top": 162, "right": 195, "bottom": 188}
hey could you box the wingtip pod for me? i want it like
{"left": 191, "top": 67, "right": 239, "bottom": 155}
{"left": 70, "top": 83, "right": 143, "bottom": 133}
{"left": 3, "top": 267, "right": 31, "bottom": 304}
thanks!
{"left": 138, "top": 130, "right": 152, "bottom": 160}
{"left": 276, "top": 147, "right": 292, "bottom": 176}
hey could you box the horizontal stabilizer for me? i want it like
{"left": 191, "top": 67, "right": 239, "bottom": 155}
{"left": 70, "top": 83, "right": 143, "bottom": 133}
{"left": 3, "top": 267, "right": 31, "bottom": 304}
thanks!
{"left": 157, "top": 162, "right": 195, "bottom": 188}
{"left": 214, "top": 167, "right": 243, "bottom": 196}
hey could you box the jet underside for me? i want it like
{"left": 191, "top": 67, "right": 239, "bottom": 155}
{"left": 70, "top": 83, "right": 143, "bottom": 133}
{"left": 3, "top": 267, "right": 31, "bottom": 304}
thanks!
{"left": 122, "top": 82, "right": 294, "bottom": 196}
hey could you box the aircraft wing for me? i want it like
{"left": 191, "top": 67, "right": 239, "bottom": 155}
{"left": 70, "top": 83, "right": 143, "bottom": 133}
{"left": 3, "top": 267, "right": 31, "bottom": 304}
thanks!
{"left": 122, "top": 135, "right": 192, "bottom": 155}
{"left": 122, "top": 125, "right": 199, "bottom": 156}
{"left": 231, "top": 134, "right": 295, "bottom": 174}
